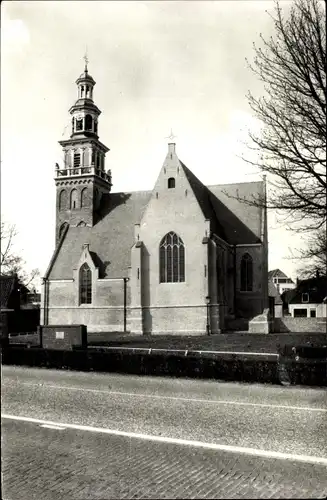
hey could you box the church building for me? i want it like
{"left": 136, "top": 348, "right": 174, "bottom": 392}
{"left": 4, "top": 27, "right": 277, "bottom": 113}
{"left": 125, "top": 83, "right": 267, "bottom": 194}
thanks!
{"left": 41, "top": 63, "right": 269, "bottom": 335}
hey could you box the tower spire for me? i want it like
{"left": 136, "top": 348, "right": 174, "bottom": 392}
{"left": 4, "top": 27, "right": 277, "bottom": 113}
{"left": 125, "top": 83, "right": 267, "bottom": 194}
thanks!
{"left": 55, "top": 62, "right": 111, "bottom": 242}
{"left": 83, "top": 47, "right": 89, "bottom": 73}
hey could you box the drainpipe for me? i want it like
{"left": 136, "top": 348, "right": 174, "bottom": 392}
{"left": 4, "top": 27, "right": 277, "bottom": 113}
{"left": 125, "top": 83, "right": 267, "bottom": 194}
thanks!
{"left": 42, "top": 277, "right": 48, "bottom": 326}
{"left": 233, "top": 245, "right": 237, "bottom": 315}
{"left": 123, "top": 277, "right": 129, "bottom": 333}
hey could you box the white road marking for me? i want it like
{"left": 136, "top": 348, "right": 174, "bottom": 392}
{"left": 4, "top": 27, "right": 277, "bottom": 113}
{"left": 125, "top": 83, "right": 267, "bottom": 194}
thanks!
{"left": 40, "top": 424, "right": 66, "bottom": 430}
{"left": 20, "top": 382, "right": 327, "bottom": 413}
{"left": 2, "top": 413, "right": 327, "bottom": 466}
{"left": 88, "top": 345, "right": 278, "bottom": 356}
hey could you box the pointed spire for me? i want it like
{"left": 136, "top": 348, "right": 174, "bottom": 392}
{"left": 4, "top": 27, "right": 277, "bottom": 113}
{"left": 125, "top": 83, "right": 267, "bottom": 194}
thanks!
{"left": 83, "top": 46, "right": 89, "bottom": 73}
{"left": 165, "top": 129, "right": 177, "bottom": 154}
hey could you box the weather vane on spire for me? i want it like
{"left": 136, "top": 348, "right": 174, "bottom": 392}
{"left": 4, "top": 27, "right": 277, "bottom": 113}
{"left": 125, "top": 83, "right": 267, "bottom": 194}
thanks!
{"left": 165, "top": 129, "right": 177, "bottom": 142}
{"left": 83, "top": 46, "right": 89, "bottom": 71}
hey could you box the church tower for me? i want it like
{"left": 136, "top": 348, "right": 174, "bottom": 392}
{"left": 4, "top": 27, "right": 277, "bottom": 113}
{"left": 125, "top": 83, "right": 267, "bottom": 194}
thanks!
{"left": 54, "top": 58, "right": 112, "bottom": 243}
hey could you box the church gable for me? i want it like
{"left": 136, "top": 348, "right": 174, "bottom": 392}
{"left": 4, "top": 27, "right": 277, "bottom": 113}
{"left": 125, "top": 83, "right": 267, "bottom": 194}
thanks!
{"left": 140, "top": 143, "right": 211, "bottom": 228}
{"left": 74, "top": 243, "right": 98, "bottom": 276}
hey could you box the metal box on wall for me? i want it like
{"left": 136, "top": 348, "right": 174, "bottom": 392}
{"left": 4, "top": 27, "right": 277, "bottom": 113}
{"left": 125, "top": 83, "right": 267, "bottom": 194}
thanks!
{"left": 39, "top": 325, "right": 87, "bottom": 350}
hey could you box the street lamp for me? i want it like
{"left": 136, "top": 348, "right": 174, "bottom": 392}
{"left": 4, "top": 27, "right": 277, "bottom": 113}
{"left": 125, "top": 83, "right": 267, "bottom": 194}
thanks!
{"left": 205, "top": 295, "right": 211, "bottom": 335}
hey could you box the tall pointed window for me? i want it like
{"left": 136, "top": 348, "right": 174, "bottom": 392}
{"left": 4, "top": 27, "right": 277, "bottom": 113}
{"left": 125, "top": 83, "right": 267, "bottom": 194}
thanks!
{"left": 79, "top": 263, "right": 92, "bottom": 304}
{"left": 160, "top": 232, "right": 185, "bottom": 283}
{"left": 240, "top": 253, "right": 253, "bottom": 291}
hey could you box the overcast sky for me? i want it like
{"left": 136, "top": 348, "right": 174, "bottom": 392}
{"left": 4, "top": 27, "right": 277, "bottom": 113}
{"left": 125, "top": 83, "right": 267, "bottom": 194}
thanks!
{"left": 2, "top": 0, "right": 306, "bottom": 288}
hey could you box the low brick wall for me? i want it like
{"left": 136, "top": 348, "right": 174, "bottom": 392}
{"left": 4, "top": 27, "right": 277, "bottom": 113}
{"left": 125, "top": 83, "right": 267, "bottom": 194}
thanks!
{"left": 274, "top": 317, "right": 327, "bottom": 333}
{"left": 3, "top": 346, "right": 327, "bottom": 386}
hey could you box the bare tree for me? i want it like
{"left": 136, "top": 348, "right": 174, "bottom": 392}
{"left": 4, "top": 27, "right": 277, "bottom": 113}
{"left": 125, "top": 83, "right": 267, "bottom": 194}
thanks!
{"left": 293, "top": 228, "right": 327, "bottom": 277}
{"left": 231, "top": 0, "right": 326, "bottom": 273}
{"left": 241, "top": 0, "right": 326, "bottom": 232}
{"left": 0, "top": 222, "right": 40, "bottom": 289}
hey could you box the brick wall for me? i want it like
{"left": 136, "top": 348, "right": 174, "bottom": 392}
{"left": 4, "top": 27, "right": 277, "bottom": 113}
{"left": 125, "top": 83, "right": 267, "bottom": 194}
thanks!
{"left": 41, "top": 325, "right": 87, "bottom": 350}
{"left": 43, "top": 279, "right": 127, "bottom": 332}
{"left": 274, "top": 317, "right": 327, "bottom": 333}
{"left": 56, "top": 184, "right": 95, "bottom": 241}
{"left": 235, "top": 246, "right": 267, "bottom": 318}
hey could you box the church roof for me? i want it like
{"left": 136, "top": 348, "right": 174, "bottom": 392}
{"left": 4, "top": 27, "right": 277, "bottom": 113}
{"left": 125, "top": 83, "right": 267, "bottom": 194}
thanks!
{"left": 48, "top": 176, "right": 264, "bottom": 280}
{"left": 49, "top": 191, "right": 151, "bottom": 279}
{"left": 208, "top": 181, "right": 263, "bottom": 244}
{"left": 177, "top": 160, "right": 263, "bottom": 244}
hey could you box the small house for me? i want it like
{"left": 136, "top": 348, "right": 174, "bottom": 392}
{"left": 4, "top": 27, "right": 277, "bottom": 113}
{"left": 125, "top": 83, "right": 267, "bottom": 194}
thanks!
{"left": 282, "top": 276, "right": 327, "bottom": 318}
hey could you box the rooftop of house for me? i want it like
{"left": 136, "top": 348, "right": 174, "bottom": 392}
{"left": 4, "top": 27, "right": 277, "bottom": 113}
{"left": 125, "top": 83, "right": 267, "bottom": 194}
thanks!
{"left": 268, "top": 269, "right": 289, "bottom": 279}
{"left": 282, "top": 276, "right": 327, "bottom": 304}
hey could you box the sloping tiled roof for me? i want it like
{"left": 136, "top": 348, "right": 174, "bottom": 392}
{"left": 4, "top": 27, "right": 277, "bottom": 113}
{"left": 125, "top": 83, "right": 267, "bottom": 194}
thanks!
{"left": 180, "top": 162, "right": 227, "bottom": 240}
{"left": 207, "top": 181, "right": 263, "bottom": 244}
{"left": 268, "top": 269, "right": 288, "bottom": 279}
{"left": 284, "top": 276, "right": 327, "bottom": 304}
{"left": 0, "top": 275, "right": 15, "bottom": 308}
{"left": 49, "top": 191, "right": 151, "bottom": 279}
{"left": 180, "top": 161, "right": 263, "bottom": 243}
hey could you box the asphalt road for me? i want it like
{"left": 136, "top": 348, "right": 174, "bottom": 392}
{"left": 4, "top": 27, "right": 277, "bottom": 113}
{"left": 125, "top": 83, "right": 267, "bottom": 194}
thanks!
{"left": 2, "top": 366, "right": 327, "bottom": 499}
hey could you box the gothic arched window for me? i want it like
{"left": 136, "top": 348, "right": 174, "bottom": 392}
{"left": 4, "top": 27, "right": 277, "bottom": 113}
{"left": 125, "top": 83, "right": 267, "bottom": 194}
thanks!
{"left": 70, "top": 189, "right": 78, "bottom": 209}
{"left": 59, "top": 189, "right": 67, "bottom": 211}
{"left": 85, "top": 114, "right": 93, "bottom": 131}
{"left": 168, "top": 177, "right": 175, "bottom": 189}
{"left": 240, "top": 253, "right": 253, "bottom": 291}
{"left": 159, "top": 232, "right": 185, "bottom": 283}
{"left": 81, "top": 188, "right": 88, "bottom": 208}
{"left": 79, "top": 263, "right": 92, "bottom": 304}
